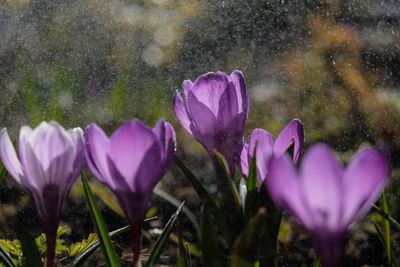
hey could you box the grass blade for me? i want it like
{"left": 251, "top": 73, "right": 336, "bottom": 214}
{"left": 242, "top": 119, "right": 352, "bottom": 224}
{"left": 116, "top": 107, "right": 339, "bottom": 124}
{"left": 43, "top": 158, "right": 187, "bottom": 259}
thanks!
{"left": 145, "top": 202, "right": 185, "bottom": 267}
{"left": 12, "top": 219, "right": 42, "bottom": 267}
{"left": 173, "top": 155, "right": 228, "bottom": 240}
{"left": 201, "top": 203, "right": 223, "bottom": 267}
{"left": 0, "top": 243, "right": 15, "bottom": 267}
{"left": 71, "top": 216, "right": 156, "bottom": 267}
{"left": 154, "top": 188, "right": 200, "bottom": 237}
{"left": 213, "top": 151, "right": 244, "bottom": 244}
{"left": 81, "top": 174, "right": 120, "bottom": 267}
{"left": 173, "top": 156, "right": 218, "bottom": 212}
{"left": 381, "top": 191, "right": 392, "bottom": 265}
{"left": 230, "top": 208, "right": 267, "bottom": 267}
{"left": 245, "top": 151, "right": 258, "bottom": 221}
{"left": 70, "top": 225, "right": 128, "bottom": 267}
{"left": 372, "top": 204, "right": 400, "bottom": 231}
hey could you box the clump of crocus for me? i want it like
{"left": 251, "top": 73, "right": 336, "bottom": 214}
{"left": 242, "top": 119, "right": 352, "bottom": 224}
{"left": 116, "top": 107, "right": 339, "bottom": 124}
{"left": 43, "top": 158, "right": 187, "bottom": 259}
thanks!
{"left": 85, "top": 118, "right": 175, "bottom": 265}
{"left": 0, "top": 122, "right": 85, "bottom": 267}
{"left": 173, "top": 70, "right": 249, "bottom": 175}
{"left": 239, "top": 119, "right": 304, "bottom": 186}
{"left": 267, "top": 144, "right": 388, "bottom": 267}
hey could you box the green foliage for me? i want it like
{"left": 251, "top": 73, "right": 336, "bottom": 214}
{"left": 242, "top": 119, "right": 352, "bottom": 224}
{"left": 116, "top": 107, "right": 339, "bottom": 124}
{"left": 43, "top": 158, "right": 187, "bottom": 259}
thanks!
{"left": 68, "top": 233, "right": 98, "bottom": 257}
{"left": 145, "top": 202, "right": 185, "bottom": 267}
{"left": 200, "top": 203, "right": 223, "bottom": 267}
{"left": 11, "top": 220, "right": 42, "bottom": 267}
{"left": 0, "top": 226, "right": 97, "bottom": 266}
{"left": 81, "top": 174, "right": 120, "bottom": 267}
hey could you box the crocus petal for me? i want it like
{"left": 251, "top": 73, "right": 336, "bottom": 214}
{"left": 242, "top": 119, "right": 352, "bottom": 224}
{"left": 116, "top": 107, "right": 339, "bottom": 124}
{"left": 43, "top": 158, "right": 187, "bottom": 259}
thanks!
{"left": 239, "top": 143, "right": 249, "bottom": 177}
{"left": 108, "top": 120, "right": 161, "bottom": 190}
{"left": 228, "top": 70, "right": 248, "bottom": 114}
{"left": 216, "top": 82, "right": 239, "bottom": 128}
{"left": 153, "top": 119, "right": 176, "bottom": 166}
{"left": 187, "top": 91, "right": 218, "bottom": 150}
{"left": 45, "top": 146, "right": 75, "bottom": 187}
{"left": 21, "top": 143, "right": 47, "bottom": 190}
{"left": 134, "top": 144, "right": 164, "bottom": 193}
{"left": 161, "top": 122, "right": 176, "bottom": 170}
{"left": 18, "top": 125, "right": 32, "bottom": 165}
{"left": 69, "top": 128, "right": 85, "bottom": 181}
{"left": 268, "top": 154, "right": 313, "bottom": 228}
{"left": 85, "top": 124, "right": 111, "bottom": 184}
{"left": 341, "top": 148, "right": 388, "bottom": 226}
{"left": 300, "top": 144, "right": 344, "bottom": 231}
{"left": 172, "top": 91, "right": 193, "bottom": 134}
{"left": 0, "top": 128, "right": 24, "bottom": 183}
{"left": 189, "top": 72, "right": 229, "bottom": 116}
{"left": 248, "top": 129, "right": 274, "bottom": 184}
{"left": 182, "top": 79, "right": 193, "bottom": 99}
{"left": 26, "top": 122, "right": 73, "bottom": 171}
{"left": 274, "top": 119, "right": 304, "bottom": 163}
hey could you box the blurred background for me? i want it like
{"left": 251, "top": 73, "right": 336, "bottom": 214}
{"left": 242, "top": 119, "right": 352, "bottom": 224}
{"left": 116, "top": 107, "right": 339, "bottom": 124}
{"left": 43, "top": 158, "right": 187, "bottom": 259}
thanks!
{"left": 1, "top": 0, "right": 400, "bottom": 266}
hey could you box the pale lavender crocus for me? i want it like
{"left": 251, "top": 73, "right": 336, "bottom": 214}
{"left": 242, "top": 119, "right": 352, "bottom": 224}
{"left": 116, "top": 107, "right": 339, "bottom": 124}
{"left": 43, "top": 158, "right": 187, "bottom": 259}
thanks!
{"left": 239, "top": 119, "right": 304, "bottom": 186}
{"left": 85, "top": 118, "right": 175, "bottom": 265}
{"left": 173, "top": 70, "right": 249, "bottom": 175}
{"left": 0, "top": 122, "right": 84, "bottom": 267}
{"left": 268, "top": 144, "right": 388, "bottom": 267}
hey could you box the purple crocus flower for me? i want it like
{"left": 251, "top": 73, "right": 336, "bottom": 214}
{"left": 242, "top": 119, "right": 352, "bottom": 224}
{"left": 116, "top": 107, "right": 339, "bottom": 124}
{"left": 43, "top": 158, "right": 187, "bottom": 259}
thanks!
{"left": 268, "top": 144, "right": 388, "bottom": 267}
{"left": 173, "top": 70, "right": 249, "bottom": 175}
{"left": 0, "top": 121, "right": 84, "bottom": 267}
{"left": 85, "top": 118, "right": 175, "bottom": 265}
{"left": 239, "top": 119, "right": 304, "bottom": 186}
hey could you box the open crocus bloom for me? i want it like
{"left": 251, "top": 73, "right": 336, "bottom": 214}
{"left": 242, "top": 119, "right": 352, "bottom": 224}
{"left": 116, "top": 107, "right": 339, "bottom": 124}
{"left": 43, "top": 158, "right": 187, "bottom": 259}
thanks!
{"left": 0, "top": 121, "right": 84, "bottom": 267}
{"left": 85, "top": 118, "right": 175, "bottom": 265}
{"left": 173, "top": 70, "right": 249, "bottom": 175}
{"left": 239, "top": 119, "right": 304, "bottom": 186}
{"left": 268, "top": 144, "right": 388, "bottom": 267}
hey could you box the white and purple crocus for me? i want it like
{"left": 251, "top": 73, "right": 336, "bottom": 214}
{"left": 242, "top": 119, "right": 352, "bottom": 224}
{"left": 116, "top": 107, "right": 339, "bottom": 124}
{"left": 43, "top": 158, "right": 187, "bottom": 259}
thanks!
{"left": 0, "top": 121, "right": 85, "bottom": 267}
{"left": 85, "top": 118, "right": 175, "bottom": 265}
{"left": 268, "top": 144, "right": 388, "bottom": 267}
{"left": 173, "top": 70, "right": 249, "bottom": 175}
{"left": 239, "top": 119, "right": 304, "bottom": 186}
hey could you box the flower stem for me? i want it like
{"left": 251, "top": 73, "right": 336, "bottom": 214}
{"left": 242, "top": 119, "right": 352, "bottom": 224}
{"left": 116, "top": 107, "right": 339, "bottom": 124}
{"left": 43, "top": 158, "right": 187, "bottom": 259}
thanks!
{"left": 130, "top": 223, "right": 143, "bottom": 267}
{"left": 44, "top": 221, "right": 58, "bottom": 267}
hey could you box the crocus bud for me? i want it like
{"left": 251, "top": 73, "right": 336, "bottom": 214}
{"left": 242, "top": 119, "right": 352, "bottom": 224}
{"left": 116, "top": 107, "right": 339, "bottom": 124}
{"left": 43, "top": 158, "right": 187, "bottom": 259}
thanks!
{"left": 267, "top": 144, "right": 388, "bottom": 267}
{"left": 239, "top": 119, "right": 304, "bottom": 186}
{"left": 85, "top": 118, "right": 175, "bottom": 265}
{"left": 0, "top": 121, "right": 85, "bottom": 267}
{"left": 173, "top": 70, "right": 249, "bottom": 175}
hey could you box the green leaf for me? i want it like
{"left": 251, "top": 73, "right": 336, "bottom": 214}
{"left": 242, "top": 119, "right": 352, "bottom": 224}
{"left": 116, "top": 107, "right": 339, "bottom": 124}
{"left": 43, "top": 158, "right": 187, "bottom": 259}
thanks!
{"left": 381, "top": 191, "right": 392, "bottom": 265}
{"left": 70, "top": 217, "right": 156, "bottom": 267}
{"left": 154, "top": 188, "right": 200, "bottom": 237}
{"left": 244, "top": 151, "right": 258, "bottom": 221}
{"left": 173, "top": 155, "right": 228, "bottom": 240}
{"left": 372, "top": 220, "right": 399, "bottom": 267}
{"left": 12, "top": 219, "right": 42, "bottom": 267}
{"left": 246, "top": 146, "right": 258, "bottom": 192}
{"left": 0, "top": 243, "right": 15, "bottom": 267}
{"left": 200, "top": 202, "right": 223, "bottom": 267}
{"left": 230, "top": 208, "right": 267, "bottom": 267}
{"left": 213, "top": 150, "right": 244, "bottom": 245}
{"left": 81, "top": 174, "right": 120, "bottom": 267}
{"left": 372, "top": 204, "right": 400, "bottom": 231}
{"left": 69, "top": 233, "right": 98, "bottom": 257}
{"left": 70, "top": 226, "right": 128, "bottom": 267}
{"left": 213, "top": 150, "right": 242, "bottom": 209}
{"left": 145, "top": 202, "right": 185, "bottom": 267}
{"left": 172, "top": 156, "right": 218, "bottom": 213}
{"left": 175, "top": 220, "right": 191, "bottom": 267}
{"left": 0, "top": 164, "right": 6, "bottom": 182}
